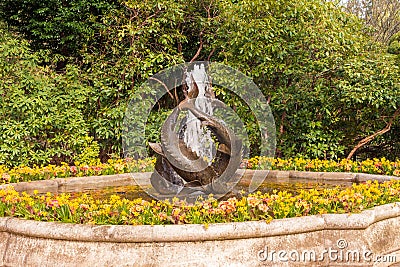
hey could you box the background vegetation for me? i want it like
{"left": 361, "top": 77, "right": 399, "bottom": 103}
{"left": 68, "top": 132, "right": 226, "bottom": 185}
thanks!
{"left": 0, "top": 0, "right": 399, "bottom": 167}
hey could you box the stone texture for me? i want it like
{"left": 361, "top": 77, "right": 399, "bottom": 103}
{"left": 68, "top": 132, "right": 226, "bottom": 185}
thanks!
{"left": 0, "top": 218, "right": 10, "bottom": 267}
{"left": 56, "top": 174, "right": 134, "bottom": 193}
{"left": 289, "top": 171, "right": 356, "bottom": 181}
{"left": 0, "top": 203, "right": 400, "bottom": 266}
{"left": 0, "top": 180, "right": 59, "bottom": 194}
{"left": 322, "top": 210, "right": 376, "bottom": 229}
{"left": 356, "top": 173, "right": 399, "bottom": 183}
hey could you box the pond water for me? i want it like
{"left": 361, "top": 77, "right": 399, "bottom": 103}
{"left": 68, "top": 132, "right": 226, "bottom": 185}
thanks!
{"left": 66, "top": 179, "right": 354, "bottom": 201}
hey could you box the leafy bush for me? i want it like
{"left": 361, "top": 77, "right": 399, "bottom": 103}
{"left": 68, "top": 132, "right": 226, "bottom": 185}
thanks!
{"left": 0, "top": 0, "right": 399, "bottom": 164}
{"left": 388, "top": 33, "right": 400, "bottom": 55}
{"left": 211, "top": 0, "right": 400, "bottom": 159}
{"left": 0, "top": 23, "right": 94, "bottom": 166}
{"left": 0, "top": 0, "right": 119, "bottom": 59}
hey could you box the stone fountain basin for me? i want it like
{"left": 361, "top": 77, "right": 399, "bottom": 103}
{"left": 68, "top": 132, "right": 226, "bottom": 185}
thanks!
{"left": 1, "top": 170, "right": 400, "bottom": 266}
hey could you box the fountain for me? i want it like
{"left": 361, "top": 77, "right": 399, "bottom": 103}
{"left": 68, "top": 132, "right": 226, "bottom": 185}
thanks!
{"left": 148, "top": 63, "right": 243, "bottom": 199}
{"left": 122, "top": 62, "right": 276, "bottom": 199}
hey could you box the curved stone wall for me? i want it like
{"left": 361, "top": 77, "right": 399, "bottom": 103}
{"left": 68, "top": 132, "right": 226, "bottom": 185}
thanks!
{"left": 1, "top": 170, "right": 398, "bottom": 195}
{"left": 0, "top": 171, "right": 400, "bottom": 266}
{"left": 0, "top": 203, "right": 399, "bottom": 266}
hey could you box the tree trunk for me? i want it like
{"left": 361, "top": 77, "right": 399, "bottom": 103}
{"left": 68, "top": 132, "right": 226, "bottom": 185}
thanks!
{"left": 346, "top": 107, "right": 400, "bottom": 159}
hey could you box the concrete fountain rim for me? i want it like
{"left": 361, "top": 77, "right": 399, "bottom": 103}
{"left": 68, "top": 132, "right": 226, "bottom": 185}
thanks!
{"left": 0, "top": 170, "right": 400, "bottom": 243}
{"left": 0, "top": 202, "right": 399, "bottom": 243}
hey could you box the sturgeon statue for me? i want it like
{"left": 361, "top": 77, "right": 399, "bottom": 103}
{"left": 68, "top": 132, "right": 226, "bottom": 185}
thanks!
{"left": 149, "top": 75, "right": 242, "bottom": 196}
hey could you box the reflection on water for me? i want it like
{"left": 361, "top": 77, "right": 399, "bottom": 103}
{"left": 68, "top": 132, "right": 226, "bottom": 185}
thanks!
{"left": 66, "top": 180, "right": 353, "bottom": 202}
{"left": 68, "top": 185, "right": 153, "bottom": 201}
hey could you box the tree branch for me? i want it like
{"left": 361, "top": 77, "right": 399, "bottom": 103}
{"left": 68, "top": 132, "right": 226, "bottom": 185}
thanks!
{"left": 346, "top": 107, "right": 400, "bottom": 159}
{"left": 190, "top": 32, "right": 203, "bottom": 63}
{"left": 149, "top": 77, "right": 175, "bottom": 102}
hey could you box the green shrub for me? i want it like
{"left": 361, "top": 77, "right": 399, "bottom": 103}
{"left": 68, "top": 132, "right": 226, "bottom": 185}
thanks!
{"left": 0, "top": 23, "right": 93, "bottom": 166}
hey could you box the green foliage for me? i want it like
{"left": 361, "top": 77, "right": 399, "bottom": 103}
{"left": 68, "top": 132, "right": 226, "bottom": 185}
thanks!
{"left": 73, "top": 136, "right": 100, "bottom": 166}
{"left": 145, "top": 109, "right": 171, "bottom": 145}
{"left": 0, "top": 23, "right": 93, "bottom": 166}
{"left": 75, "top": 0, "right": 194, "bottom": 156}
{"left": 209, "top": 0, "right": 400, "bottom": 159}
{"left": 0, "top": 0, "right": 399, "bottom": 165}
{"left": 0, "top": 0, "right": 119, "bottom": 58}
{"left": 388, "top": 33, "right": 400, "bottom": 55}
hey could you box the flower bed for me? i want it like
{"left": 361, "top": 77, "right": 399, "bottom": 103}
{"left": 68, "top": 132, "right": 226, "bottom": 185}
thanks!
{"left": 1, "top": 179, "right": 400, "bottom": 225}
{"left": 253, "top": 157, "right": 400, "bottom": 175}
{"left": 1, "top": 157, "right": 399, "bottom": 184}
{"left": 0, "top": 158, "right": 155, "bottom": 184}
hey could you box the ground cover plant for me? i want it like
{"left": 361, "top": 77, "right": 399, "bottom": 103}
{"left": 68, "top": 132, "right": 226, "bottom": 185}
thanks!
{"left": 0, "top": 158, "right": 155, "bottom": 184}
{"left": 0, "top": 179, "right": 399, "bottom": 225}
{"left": 1, "top": 156, "right": 399, "bottom": 183}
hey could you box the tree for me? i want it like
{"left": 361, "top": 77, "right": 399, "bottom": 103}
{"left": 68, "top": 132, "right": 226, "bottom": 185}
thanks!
{"left": 0, "top": 0, "right": 119, "bottom": 66}
{"left": 344, "top": 0, "right": 400, "bottom": 44}
{"left": 210, "top": 0, "right": 400, "bottom": 159}
{"left": 1, "top": 0, "right": 399, "bottom": 165}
